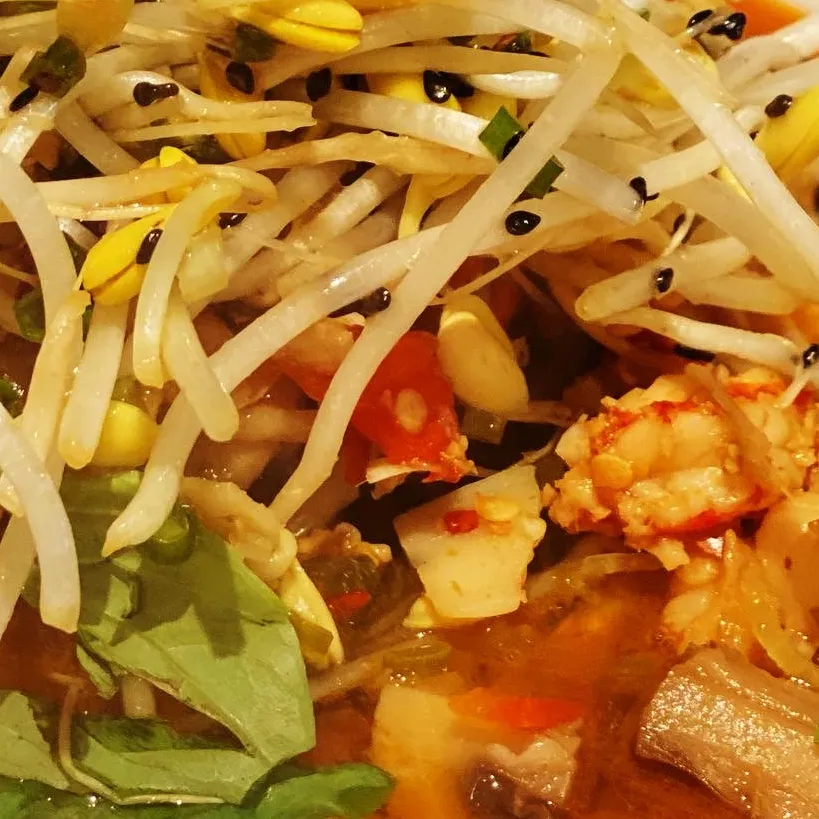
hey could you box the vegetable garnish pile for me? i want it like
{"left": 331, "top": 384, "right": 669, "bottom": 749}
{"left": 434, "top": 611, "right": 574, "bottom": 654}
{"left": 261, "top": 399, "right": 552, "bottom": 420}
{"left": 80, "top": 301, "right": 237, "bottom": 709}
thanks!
{"left": 0, "top": 0, "right": 819, "bottom": 816}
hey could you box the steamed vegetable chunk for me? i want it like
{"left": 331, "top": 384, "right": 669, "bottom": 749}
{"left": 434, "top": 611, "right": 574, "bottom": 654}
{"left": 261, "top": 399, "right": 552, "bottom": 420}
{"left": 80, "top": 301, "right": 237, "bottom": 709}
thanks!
{"left": 395, "top": 465, "right": 546, "bottom": 621}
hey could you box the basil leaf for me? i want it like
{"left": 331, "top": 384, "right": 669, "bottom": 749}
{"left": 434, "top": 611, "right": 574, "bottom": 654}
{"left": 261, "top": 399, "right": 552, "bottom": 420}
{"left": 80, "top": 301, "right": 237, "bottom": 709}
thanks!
{"left": 73, "top": 717, "right": 269, "bottom": 805}
{"left": 254, "top": 764, "right": 395, "bottom": 819}
{"left": 0, "top": 777, "right": 248, "bottom": 819}
{"left": 0, "top": 691, "right": 69, "bottom": 790}
{"left": 76, "top": 646, "right": 118, "bottom": 700}
{"left": 60, "top": 471, "right": 192, "bottom": 565}
{"left": 77, "top": 521, "right": 314, "bottom": 765}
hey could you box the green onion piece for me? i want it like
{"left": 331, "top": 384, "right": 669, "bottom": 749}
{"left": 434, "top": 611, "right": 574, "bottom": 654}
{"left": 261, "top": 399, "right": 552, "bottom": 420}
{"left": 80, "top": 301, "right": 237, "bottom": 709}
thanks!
{"left": 0, "top": 375, "right": 24, "bottom": 417}
{"left": 525, "top": 156, "right": 565, "bottom": 199}
{"left": 479, "top": 107, "right": 524, "bottom": 160}
{"left": 22, "top": 34, "right": 86, "bottom": 98}
{"left": 234, "top": 21, "right": 276, "bottom": 63}
{"left": 14, "top": 288, "right": 45, "bottom": 343}
{"left": 145, "top": 506, "right": 194, "bottom": 565}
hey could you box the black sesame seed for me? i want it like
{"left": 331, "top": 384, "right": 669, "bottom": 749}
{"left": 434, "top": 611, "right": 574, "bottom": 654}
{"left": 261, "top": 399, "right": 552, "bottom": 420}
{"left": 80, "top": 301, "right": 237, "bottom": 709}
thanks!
{"left": 802, "top": 343, "right": 819, "bottom": 368}
{"left": 340, "top": 73, "right": 367, "bottom": 92}
{"left": 305, "top": 67, "right": 332, "bottom": 102}
{"left": 505, "top": 210, "right": 541, "bottom": 236}
{"left": 764, "top": 93, "right": 793, "bottom": 118}
{"left": 132, "top": 81, "right": 179, "bottom": 107}
{"left": 501, "top": 131, "right": 523, "bottom": 159}
{"left": 687, "top": 8, "right": 714, "bottom": 27}
{"left": 136, "top": 228, "right": 163, "bottom": 265}
{"left": 749, "top": 129, "right": 759, "bottom": 140}
{"left": 359, "top": 286, "right": 392, "bottom": 315}
{"left": 225, "top": 61, "right": 255, "bottom": 95}
{"left": 340, "top": 161, "right": 373, "bottom": 186}
{"left": 440, "top": 71, "right": 474, "bottom": 99}
{"left": 423, "top": 70, "right": 452, "bottom": 104}
{"left": 9, "top": 85, "right": 38, "bottom": 112}
{"left": 673, "top": 343, "right": 715, "bottom": 362}
{"left": 709, "top": 11, "right": 746, "bottom": 40}
{"left": 331, "top": 287, "right": 392, "bottom": 317}
{"left": 218, "top": 212, "right": 247, "bottom": 229}
{"left": 629, "top": 175, "right": 658, "bottom": 202}
{"left": 653, "top": 266, "right": 674, "bottom": 293}
{"left": 672, "top": 213, "right": 686, "bottom": 232}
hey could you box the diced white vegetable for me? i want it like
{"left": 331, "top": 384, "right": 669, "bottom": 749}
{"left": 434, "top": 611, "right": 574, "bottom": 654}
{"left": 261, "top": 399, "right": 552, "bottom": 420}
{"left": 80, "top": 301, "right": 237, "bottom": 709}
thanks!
{"left": 395, "top": 465, "right": 545, "bottom": 619}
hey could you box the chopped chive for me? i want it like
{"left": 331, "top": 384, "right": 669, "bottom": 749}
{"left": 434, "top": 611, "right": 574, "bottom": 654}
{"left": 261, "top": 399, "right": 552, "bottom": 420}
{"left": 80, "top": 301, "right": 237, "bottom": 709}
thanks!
{"left": 0, "top": 375, "right": 23, "bottom": 417}
{"left": 21, "top": 35, "right": 85, "bottom": 98}
{"left": 478, "top": 107, "right": 524, "bottom": 160}
{"left": 524, "top": 157, "right": 564, "bottom": 199}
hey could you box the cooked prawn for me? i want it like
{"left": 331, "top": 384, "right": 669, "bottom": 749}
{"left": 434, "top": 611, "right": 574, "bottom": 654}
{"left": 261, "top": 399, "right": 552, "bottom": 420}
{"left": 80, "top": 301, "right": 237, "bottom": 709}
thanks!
{"left": 547, "top": 367, "right": 817, "bottom": 549}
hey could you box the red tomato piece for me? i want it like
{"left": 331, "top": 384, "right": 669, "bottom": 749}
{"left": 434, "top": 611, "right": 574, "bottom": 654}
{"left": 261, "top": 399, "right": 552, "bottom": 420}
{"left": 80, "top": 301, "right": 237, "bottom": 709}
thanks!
{"left": 281, "top": 330, "right": 472, "bottom": 482}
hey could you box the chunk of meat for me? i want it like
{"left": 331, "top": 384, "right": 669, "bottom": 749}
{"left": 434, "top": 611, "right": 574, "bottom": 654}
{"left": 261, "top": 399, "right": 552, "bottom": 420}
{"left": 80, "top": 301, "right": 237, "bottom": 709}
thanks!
{"left": 637, "top": 648, "right": 819, "bottom": 819}
{"left": 548, "top": 369, "right": 816, "bottom": 547}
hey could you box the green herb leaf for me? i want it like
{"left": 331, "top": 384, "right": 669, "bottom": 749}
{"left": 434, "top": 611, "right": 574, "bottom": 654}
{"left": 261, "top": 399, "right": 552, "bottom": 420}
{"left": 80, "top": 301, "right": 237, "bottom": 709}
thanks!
{"left": 525, "top": 156, "right": 564, "bottom": 199}
{"left": 72, "top": 717, "right": 269, "bottom": 805}
{"left": 0, "top": 691, "right": 70, "bottom": 790}
{"left": 77, "top": 521, "right": 314, "bottom": 765}
{"left": 22, "top": 35, "right": 86, "bottom": 98}
{"left": 254, "top": 764, "right": 395, "bottom": 819}
{"left": 478, "top": 107, "right": 523, "bottom": 160}
{"left": 0, "top": 375, "right": 24, "bottom": 417}
{"left": 76, "top": 646, "right": 118, "bottom": 700}
{"left": 60, "top": 471, "right": 191, "bottom": 566}
{"left": 0, "top": 776, "right": 248, "bottom": 818}
{"left": 14, "top": 288, "right": 46, "bottom": 343}
{"left": 14, "top": 288, "right": 93, "bottom": 344}
{"left": 0, "top": 760, "right": 394, "bottom": 819}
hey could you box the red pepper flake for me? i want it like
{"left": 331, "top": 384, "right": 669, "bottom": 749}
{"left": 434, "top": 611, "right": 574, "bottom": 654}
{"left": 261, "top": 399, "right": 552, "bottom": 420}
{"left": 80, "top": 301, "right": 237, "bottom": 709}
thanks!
{"left": 443, "top": 508, "right": 480, "bottom": 534}
{"left": 326, "top": 590, "right": 372, "bottom": 618}
{"left": 725, "top": 380, "right": 783, "bottom": 400}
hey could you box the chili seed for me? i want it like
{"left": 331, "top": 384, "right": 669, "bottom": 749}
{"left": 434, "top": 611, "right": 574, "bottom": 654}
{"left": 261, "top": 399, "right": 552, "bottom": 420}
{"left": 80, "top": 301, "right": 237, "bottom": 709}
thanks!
{"left": 305, "top": 67, "right": 332, "bottom": 102}
{"left": 505, "top": 210, "right": 541, "bottom": 236}
{"left": 132, "top": 81, "right": 179, "bottom": 107}
{"left": 218, "top": 212, "right": 247, "bottom": 229}
{"left": 802, "top": 344, "right": 819, "bottom": 368}
{"left": 423, "top": 70, "right": 452, "bottom": 104}
{"left": 136, "top": 228, "right": 163, "bottom": 265}
{"left": 653, "top": 266, "right": 674, "bottom": 294}
{"left": 709, "top": 11, "right": 746, "bottom": 40}
{"left": 629, "top": 175, "right": 658, "bottom": 202}
{"left": 225, "top": 61, "right": 255, "bottom": 95}
{"left": 501, "top": 131, "right": 523, "bottom": 159}
{"left": 9, "top": 85, "right": 38, "bottom": 112}
{"left": 764, "top": 94, "right": 793, "bottom": 118}
{"left": 340, "top": 162, "right": 373, "bottom": 186}
{"left": 687, "top": 8, "right": 714, "bottom": 27}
